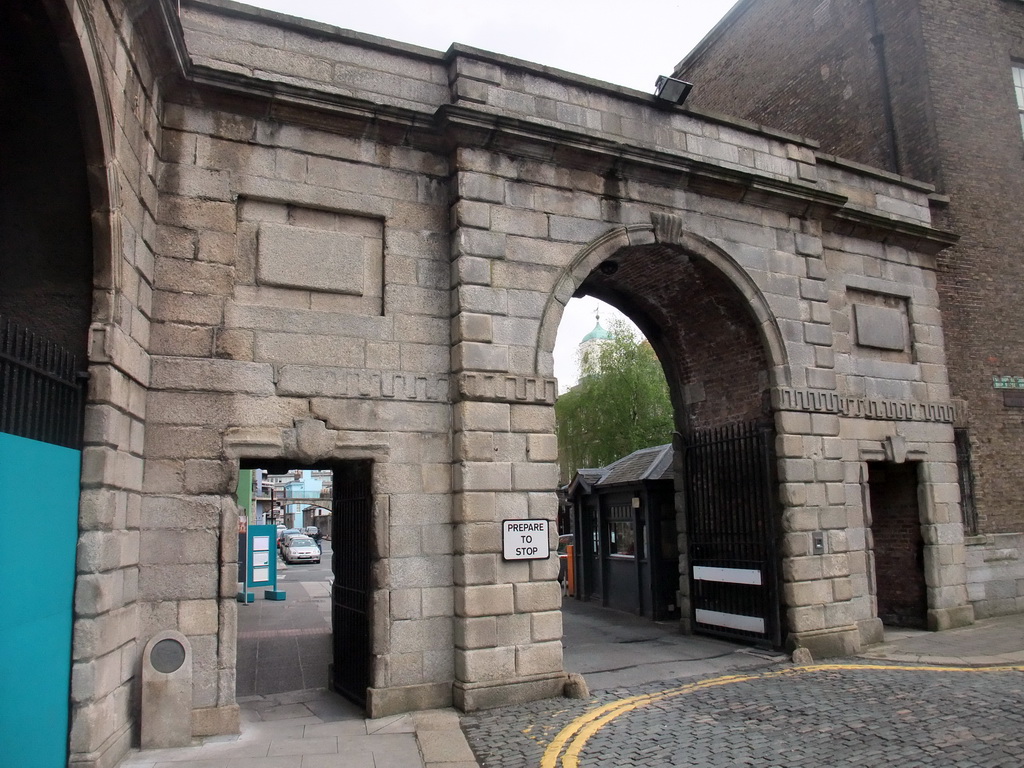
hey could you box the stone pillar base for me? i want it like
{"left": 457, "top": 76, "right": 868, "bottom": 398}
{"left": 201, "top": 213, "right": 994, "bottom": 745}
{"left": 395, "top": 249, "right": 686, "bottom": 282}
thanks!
{"left": 789, "top": 625, "right": 861, "bottom": 659}
{"left": 366, "top": 682, "right": 452, "bottom": 719}
{"left": 857, "top": 618, "right": 885, "bottom": 647}
{"left": 192, "top": 704, "right": 240, "bottom": 737}
{"left": 453, "top": 673, "right": 567, "bottom": 712}
{"left": 68, "top": 722, "right": 132, "bottom": 768}
{"left": 927, "top": 604, "right": 975, "bottom": 631}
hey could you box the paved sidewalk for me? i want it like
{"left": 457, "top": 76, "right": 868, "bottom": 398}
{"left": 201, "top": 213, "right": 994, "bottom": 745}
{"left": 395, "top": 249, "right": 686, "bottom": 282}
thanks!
{"left": 118, "top": 687, "right": 476, "bottom": 768}
{"left": 857, "top": 611, "right": 1024, "bottom": 666}
{"left": 118, "top": 541, "right": 478, "bottom": 768}
{"left": 561, "top": 598, "right": 788, "bottom": 690}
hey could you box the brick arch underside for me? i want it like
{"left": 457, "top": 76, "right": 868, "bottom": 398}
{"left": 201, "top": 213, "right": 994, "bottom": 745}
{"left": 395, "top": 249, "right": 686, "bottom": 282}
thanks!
{"left": 0, "top": 0, "right": 97, "bottom": 359}
{"left": 578, "top": 243, "right": 771, "bottom": 431}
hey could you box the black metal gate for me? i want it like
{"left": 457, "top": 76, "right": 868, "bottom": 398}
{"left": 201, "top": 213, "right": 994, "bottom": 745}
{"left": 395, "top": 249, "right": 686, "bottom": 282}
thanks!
{"left": 0, "top": 315, "right": 85, "bottom": 448}
{"left": 684, "top": 419, "right": 781, "bottom": 648}
{"left": 330, "top": 460, "right": 373, "bottom": 706}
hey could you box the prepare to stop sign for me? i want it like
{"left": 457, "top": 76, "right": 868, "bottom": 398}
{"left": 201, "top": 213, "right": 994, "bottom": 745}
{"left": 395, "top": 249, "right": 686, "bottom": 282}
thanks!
{"left": 501, "top": 519, "right": 550, "bottom": 560}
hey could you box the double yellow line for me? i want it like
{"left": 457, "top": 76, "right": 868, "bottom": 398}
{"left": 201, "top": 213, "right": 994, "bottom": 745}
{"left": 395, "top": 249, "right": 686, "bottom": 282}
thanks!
{"left": 540, "top": 663, "right": 1024, "bottom": 768}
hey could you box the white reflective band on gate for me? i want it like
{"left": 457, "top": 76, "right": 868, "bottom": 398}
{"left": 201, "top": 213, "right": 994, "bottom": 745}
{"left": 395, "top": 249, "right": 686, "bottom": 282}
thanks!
{"left": 695, "top": 608, "right": 765, "bottom": 634}
{"left": 692, "top": 565, "right": 763, "bottom": 586}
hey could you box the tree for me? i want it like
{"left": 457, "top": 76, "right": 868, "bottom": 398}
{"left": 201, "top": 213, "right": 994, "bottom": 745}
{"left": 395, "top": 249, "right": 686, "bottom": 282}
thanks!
{"left": 555, "top": 320, "right": 674, "bottom": 481}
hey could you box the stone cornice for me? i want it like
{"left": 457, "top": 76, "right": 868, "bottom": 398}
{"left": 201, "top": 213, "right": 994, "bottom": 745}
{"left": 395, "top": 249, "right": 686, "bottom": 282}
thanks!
{"left": 456, "top": 372, "right": 557, "bottom": 405}
{"left": 434, "top": 104, "right": 848, "bottom": 221}
{"left": 824, "top": 206, "right": 959, "bottom": 256}
{"left": 772, "top": 387, "right": 955, "bottom": 423}
{"left": 158, "top": 1, "right": 957, "bottom": 253}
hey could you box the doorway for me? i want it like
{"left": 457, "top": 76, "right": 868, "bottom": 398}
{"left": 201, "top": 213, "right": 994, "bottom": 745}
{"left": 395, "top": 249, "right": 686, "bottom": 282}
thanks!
{"left": 235, "top": 460, "right": 373, "bottom": 706}
{"left": 868, "top": 462, "right": 927, "bottom": 629}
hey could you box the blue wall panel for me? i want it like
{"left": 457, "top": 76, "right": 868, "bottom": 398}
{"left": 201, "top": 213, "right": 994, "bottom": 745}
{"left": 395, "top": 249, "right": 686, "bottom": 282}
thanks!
{"left": 0, "top": 432, "right": 80, "bottom": 768}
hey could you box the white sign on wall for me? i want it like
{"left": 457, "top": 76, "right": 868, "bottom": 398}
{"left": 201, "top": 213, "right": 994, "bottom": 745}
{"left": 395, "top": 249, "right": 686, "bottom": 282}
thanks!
{"left": 502, "top": 519, "right": 550, "bottom": 561}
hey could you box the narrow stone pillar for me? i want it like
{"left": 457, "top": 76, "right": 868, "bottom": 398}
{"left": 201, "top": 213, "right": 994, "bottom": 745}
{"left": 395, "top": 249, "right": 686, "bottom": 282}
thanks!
{"left": 141, "top": 630, "right": 193, "bottom": 748}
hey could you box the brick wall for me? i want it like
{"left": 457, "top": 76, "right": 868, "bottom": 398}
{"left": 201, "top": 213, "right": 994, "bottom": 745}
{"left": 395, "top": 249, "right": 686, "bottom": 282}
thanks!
{"left": 582, "top": 246, "right": 771, "bottom": 431}
{"left": 911, "top": 0, "right": 1024, "bottom": 534}
{"left": 677, "top": 0, "right": 896, "bottom": 170}
{"left": 868, "top": 462, "right": 927, "bottom": 628}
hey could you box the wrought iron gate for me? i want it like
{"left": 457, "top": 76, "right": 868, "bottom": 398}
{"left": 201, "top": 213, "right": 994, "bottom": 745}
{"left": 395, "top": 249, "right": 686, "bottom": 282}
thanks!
{"left": 331, "top": 460, "right": 373, "bottom": 706}
{"left": 684, "top": 419, "right": 781, "bottom": 648}
{"left": 1, "top": 315, "right": 85, "bottom": 448}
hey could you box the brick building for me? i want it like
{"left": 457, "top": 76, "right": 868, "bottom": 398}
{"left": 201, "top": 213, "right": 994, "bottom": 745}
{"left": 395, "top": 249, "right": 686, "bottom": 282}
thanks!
{"left": 0, "top": 1, "right": 986, "bottom": 766}
{"left": 675, "top": 0, "right": 1024, "bottom": 620}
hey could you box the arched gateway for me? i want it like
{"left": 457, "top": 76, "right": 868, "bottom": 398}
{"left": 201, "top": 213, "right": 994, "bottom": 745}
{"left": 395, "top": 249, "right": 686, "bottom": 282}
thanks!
{"left": 5, "top": 2, "right": 974, "bottom": 766}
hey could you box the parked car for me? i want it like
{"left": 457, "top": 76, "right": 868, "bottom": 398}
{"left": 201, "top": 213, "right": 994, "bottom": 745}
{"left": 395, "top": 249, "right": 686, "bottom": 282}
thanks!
{"left": 281, "top": 535, "right": 321, "bottom": 564}
{"left": 277, "top": 528, "right": 301, "bottom": 551}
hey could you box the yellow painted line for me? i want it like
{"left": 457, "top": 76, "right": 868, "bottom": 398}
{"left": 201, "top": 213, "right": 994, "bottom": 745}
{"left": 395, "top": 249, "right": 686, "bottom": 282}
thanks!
{"left": 540, "top": 663, "right": 1024, "bottom": 768}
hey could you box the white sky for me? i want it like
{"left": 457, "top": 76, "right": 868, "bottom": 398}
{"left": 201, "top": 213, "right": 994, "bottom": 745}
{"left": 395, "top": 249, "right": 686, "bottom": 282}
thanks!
{"left": 240, "top": 0, "right": 741, "bottom": 389}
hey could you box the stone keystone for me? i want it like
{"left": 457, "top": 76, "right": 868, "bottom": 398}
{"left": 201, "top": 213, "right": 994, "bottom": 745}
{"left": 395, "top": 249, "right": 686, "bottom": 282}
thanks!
{"left": 290, "top": 419, "right": 336, "bottom": 463}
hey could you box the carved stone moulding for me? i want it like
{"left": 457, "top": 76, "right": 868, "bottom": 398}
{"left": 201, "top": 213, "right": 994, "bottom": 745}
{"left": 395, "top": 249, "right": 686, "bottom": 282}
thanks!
{"left": 456, "top": 371, "right": 558, "bottom": 405}
{"left": 772, "top": 387, "right": 955, "bottom": 423}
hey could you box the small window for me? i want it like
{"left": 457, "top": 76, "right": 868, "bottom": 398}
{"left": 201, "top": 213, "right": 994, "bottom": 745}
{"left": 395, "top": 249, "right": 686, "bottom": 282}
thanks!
{"left": 608, "top": 520, "right": 636, "bottom": 556}
{"left": 606, "top": 504, "right": 636, "bottom": 557}
{"left": 1013, "top": 65, "right": 1024, "bottom": 140}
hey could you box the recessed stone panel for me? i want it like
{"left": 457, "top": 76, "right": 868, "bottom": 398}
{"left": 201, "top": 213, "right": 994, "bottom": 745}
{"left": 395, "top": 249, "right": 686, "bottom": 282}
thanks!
{"left": 258, "top": 221, "right": 375, "bottom": 295}
{"left": 854, "top": 303, "right": 906, "bottom": 351}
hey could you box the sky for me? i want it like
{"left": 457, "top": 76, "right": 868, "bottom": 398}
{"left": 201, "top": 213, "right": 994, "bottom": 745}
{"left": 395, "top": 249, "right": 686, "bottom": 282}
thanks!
{"left": 241, "top": 0, "right": 741, "bottom": 388}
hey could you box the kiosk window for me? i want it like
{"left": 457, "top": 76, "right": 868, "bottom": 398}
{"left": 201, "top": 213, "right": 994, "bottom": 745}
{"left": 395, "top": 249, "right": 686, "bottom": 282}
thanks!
{"left": 607, "top": 504, "right": 636, "bottom": 557}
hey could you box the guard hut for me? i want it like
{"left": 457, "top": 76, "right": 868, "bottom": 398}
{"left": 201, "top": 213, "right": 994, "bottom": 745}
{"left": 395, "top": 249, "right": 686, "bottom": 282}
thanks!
{"left": 566, "top": 445, "right": 679, "bottom": 620}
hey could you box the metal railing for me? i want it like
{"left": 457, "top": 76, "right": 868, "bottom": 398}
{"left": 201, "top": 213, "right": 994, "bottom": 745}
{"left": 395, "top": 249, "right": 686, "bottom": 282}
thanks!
{"left": 0, "top": 315, "right": 85, "bottom": 449}
{"left": 954, "top": 428, "right": 979, "bottom": 535}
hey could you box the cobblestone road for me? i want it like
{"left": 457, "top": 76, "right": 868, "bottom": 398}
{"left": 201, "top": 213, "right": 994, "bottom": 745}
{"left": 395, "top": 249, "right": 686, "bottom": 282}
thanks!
{"left": 461, "top": 662, "right": 1024, "bottom": 767}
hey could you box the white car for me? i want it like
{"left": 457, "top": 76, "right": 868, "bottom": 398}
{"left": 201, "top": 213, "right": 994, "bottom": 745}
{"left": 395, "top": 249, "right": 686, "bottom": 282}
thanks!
{"left": 281, "top": 535, "right": 321, "bottom": 564}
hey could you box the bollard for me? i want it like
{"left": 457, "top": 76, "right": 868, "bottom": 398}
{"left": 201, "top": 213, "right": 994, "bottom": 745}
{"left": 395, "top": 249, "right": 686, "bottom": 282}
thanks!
{"left": 141, "top": 630, "right": 193, "bottom": 748}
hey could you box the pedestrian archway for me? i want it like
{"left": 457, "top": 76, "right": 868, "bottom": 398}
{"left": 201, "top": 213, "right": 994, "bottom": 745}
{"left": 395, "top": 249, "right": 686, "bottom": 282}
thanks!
{"left": 235, "top": 459, "right": 373, "bottom": 706}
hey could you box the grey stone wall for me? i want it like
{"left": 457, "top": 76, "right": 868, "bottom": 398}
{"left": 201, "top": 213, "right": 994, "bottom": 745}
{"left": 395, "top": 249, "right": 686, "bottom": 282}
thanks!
{"left": 152, "top": 80, "right": 456, "bottom": 717}
{"left": 65, "top": 0, "right": 163, "bottom": 766}
{"left": 966, "top": 533, "right": 1024, "bottom": 618}
{"left": 47, "top": 2, "right": 985, "bottom": 766}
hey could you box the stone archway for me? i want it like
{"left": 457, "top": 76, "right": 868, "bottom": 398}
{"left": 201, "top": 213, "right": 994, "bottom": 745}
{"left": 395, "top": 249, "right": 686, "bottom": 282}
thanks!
{"left": 543, "top": 218, "right": 789, "bottom": 647}
{"left": 0, "top": 3, "right": 114, "bottom": 766}
{"left": 536, "top": 216, "right": 788, "bottom": 395}
{"left": 1, "top": 1, "right": 98, "bottom": 356}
